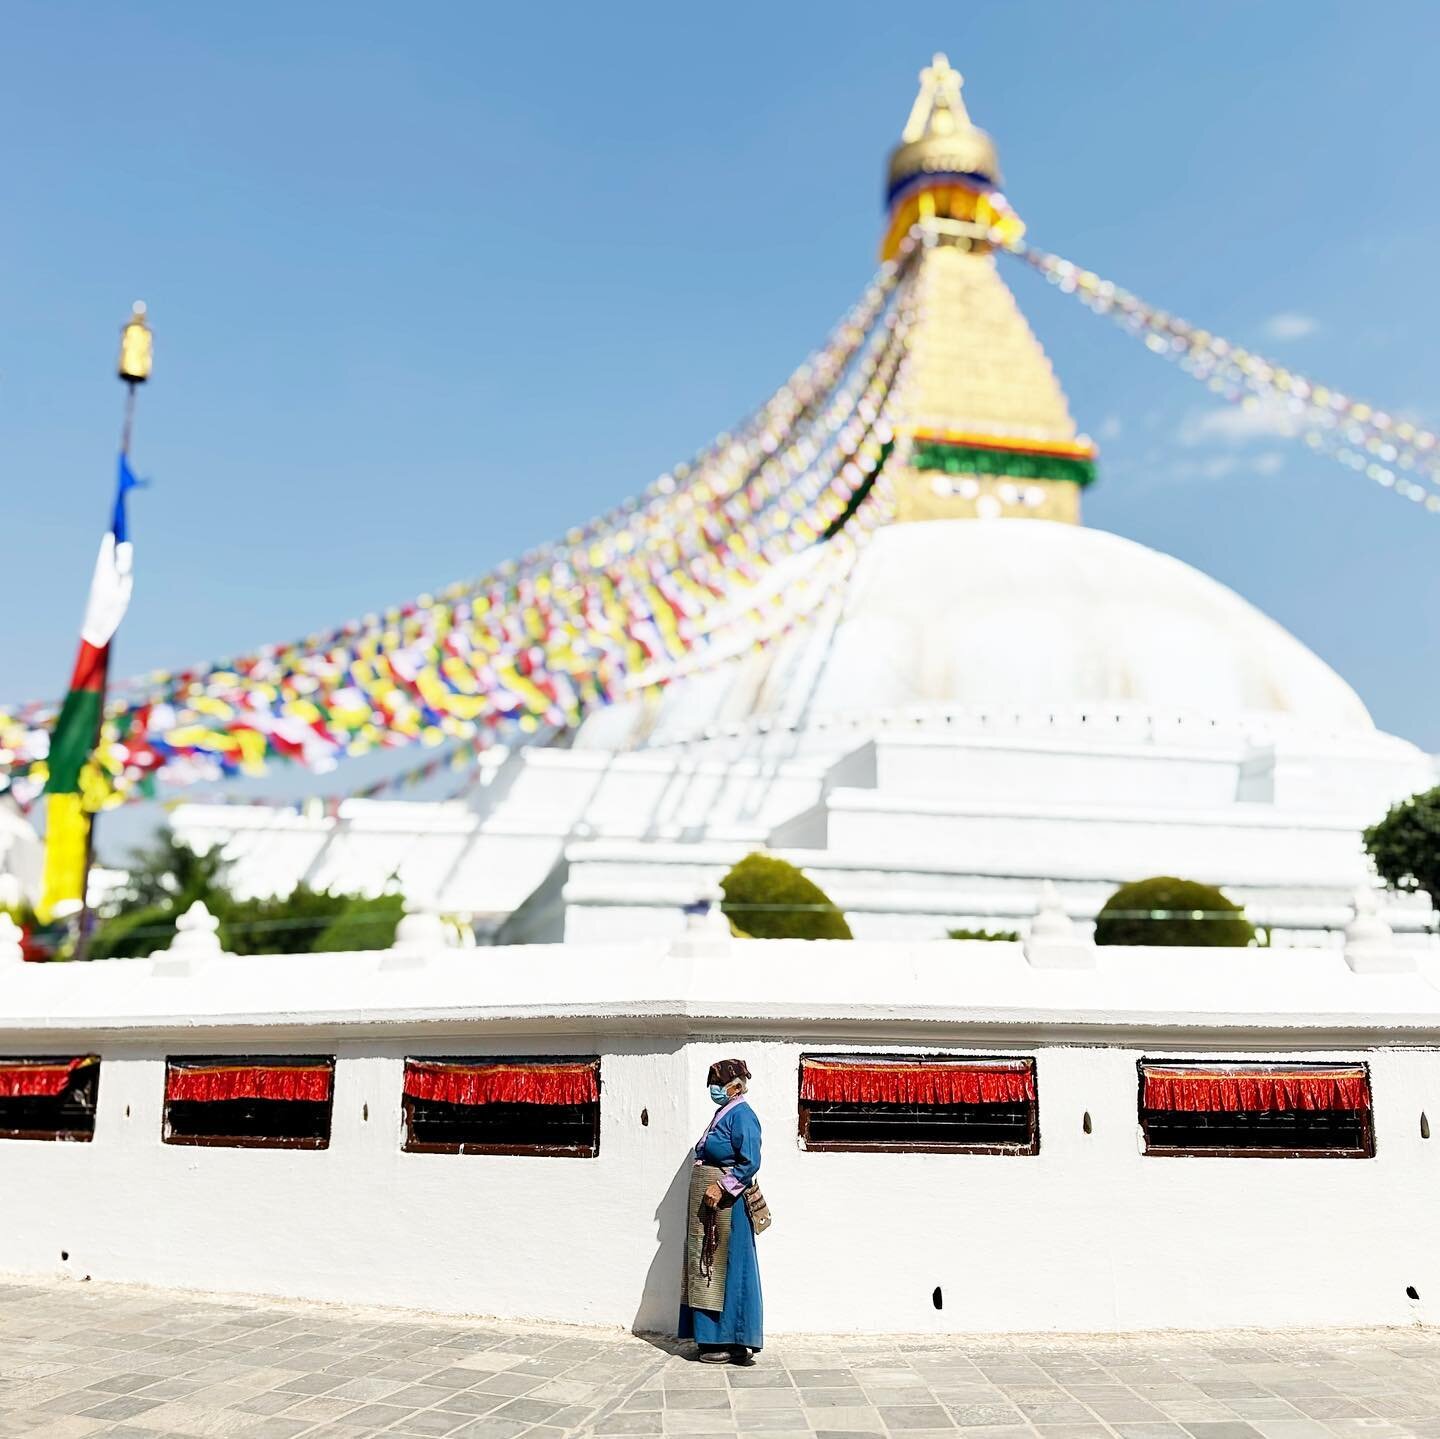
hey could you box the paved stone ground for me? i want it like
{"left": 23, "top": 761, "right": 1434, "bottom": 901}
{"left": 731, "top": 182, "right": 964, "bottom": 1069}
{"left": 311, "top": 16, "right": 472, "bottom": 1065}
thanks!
{"left": 2, "top": 1280, "right": 1440, "bottom": 1439}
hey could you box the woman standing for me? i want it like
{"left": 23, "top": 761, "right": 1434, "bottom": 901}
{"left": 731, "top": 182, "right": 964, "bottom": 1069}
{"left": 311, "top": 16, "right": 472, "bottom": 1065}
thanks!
{"left": 679, "top": 1058, "right": 763, "bottom": 1364}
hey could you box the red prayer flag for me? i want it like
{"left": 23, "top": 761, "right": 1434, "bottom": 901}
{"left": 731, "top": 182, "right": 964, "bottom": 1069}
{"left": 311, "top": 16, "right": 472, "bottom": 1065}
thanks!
{"left": 0, "top": 1056, "right": 96, "bottom": 1099}
{"left": 1141, "top": 1066, "right": 1370, "bottom": 1113}
{"left": 165, "top": 1062, "right": 333, "bottom": 1104}
{"left": 800, "top": 1058, "right": 1035, "bottom": 1106}
{"left": 403, "top": 1060, "right": 599, "bottom": 1107}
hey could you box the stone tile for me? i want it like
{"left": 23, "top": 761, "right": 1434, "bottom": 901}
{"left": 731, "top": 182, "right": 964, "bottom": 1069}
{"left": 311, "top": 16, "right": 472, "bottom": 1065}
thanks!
{"left": 386, "top": 1408, "right": 473, "bottom": 1436}
{"left": 237, "top": 1421, "right": 313, "bottom": 1439}
{"left": 325, "top": 1376, "right": 409, "bottom": 1403}
{"left": 426, "top": 1368, "right": 489, "bottom": 1389}
{"left": 75, "top": 1395, "right": 165, "bottom": 1422}
{"left": 791, "top": 1371, "right": 862, "bottom": 1389}
{"left": 229, "top": 1391, "right": 301, "bottom": 1416}
{"left": 594, "top": 1416, "right": 666, "bottom": 1435}
{"left": 546, "top": 1403, "right": 603, "bottom": 1429}
{"left": 1018, "top": 1403, "right": 1095, "bottom": 1424}
{"left": 387, "top": 1385, "right": 467, "bottom": 1409}
{"left": 273, "top": 1372, "right": 342, "bottom": 1396}
{"left": 470, "top": 1373, "right": 544, "bottom": 1397}
{"left": 281, "top": 1393, "right": 361, "bottom": 1422}
{"left": 803, "top": 1390, "right": 870, "bottom": 1409}
{"left": 735, "top": 1413, "right": 807, "bottom": 1431}
{"left": 666, "top": 1391, "right": 734, "bottom": 1411}
{"left": 801, "top": 1405, "right": 885, "bottom": 1429}
{"left": 83, "top": 1372, "right": 170, "bottom": 1394}
{"left": 448, "top": 1421, "right": 531, "bottom": 1439}
{"left": 1180, "top": 1426, "right": 1264, "bottom": 1439}
{"left": 1089, "top": 1402, "right": 1166, "bottom": 1422}
{"left": 947, "top": 1405, "right": 1026, "bottom": 1427}
{"left": 332, "top": 1400, "right": 419, "bottom": 1426}
{"left": 876, "top": 1405, "right": 955, "bottom": 1429}
{"left": 487, "top": 1396, "right": 562, "bottom": 1424}
{"left": 732, "top": 1390, "right": 803, "bottom": 1411}
{"left": 662, "top": 1414, "right": 741, "bottom": 1434}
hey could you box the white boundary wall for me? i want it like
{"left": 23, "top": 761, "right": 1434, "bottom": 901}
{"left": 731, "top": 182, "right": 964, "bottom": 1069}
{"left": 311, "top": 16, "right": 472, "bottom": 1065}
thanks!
{"left": 1, "top": 930, "right": 1439, "bottom": 1335}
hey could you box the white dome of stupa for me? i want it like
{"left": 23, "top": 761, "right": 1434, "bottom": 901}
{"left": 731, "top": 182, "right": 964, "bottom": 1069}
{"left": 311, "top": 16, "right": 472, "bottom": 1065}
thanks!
{"left": 576, "top": 520, "right": 1372, "bottom": 749}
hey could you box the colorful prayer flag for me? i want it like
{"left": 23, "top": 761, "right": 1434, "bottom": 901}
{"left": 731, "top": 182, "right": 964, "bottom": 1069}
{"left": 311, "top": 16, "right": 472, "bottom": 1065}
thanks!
{"left": 38, "top": 455, "right": 138, "bottom": 921}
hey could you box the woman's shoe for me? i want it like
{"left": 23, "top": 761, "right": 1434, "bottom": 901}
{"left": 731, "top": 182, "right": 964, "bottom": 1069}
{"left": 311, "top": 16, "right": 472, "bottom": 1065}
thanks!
{"left": 696, "top": 1347, "right": 732, "bottom": 1364}
{"left": 729, "top": 1347, "right": 756, "bottom": 1367}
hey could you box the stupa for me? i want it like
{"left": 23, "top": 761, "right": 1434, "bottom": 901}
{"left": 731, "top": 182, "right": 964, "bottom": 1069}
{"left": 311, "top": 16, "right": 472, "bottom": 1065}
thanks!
{"left": 172, "top": 57, "right": 1437, "bottom": 945}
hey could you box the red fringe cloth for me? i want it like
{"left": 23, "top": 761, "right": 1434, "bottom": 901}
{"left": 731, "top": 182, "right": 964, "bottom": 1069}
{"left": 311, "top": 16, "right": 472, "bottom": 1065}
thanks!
{"left": 1142, "top": 1066, "right": 1370, "bottom": 1113}
{"left": 0, "top": 1056, "right": 97, "bottom": 1099}
{"left": 165, "top": 1063, "right": 333, "bottom": 1104}
{"left": 403, "top": 1060, "right": 600, "bottom": 1107}
{"left": 800, "top": 1058, "right": 1035, "bottom": 1106}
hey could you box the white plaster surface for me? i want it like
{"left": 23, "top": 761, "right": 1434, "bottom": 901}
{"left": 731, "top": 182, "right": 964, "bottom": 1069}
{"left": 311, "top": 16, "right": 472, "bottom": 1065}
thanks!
{"left": 3, "top": 937, "right": 1440, "bottom": 1336}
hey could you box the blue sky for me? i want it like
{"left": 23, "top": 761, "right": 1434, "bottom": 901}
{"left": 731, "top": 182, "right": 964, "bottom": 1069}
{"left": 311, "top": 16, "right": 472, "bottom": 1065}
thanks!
{"left": 5, "top": 2, "right": 1440, "bottom": 853}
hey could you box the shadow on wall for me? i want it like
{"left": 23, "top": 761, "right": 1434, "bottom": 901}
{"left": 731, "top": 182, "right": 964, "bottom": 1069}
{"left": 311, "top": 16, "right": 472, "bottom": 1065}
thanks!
{"left": 632, "top": 1152, "right": 694, "bottom": 1336}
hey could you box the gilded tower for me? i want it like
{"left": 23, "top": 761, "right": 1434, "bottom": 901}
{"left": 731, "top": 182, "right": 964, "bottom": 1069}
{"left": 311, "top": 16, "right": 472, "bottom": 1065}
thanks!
{"left": 885, "top": 55, "right": 1096, "bottom": 523}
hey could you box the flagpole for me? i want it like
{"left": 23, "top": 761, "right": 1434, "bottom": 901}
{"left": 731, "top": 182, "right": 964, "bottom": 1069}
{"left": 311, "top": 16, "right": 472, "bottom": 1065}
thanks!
{"left": 73, "top": 304, "right": 152, "bottom": 962}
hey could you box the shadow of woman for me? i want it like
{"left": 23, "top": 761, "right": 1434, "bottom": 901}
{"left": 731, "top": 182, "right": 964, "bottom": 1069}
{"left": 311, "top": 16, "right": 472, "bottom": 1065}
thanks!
{"left": 631, "top": 1150, "right": 695, "bottom": 1338}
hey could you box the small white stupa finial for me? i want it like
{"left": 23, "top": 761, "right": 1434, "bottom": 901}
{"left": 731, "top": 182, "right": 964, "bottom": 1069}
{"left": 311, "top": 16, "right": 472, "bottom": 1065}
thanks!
{"left": 166, "top": 901, "right": 223, "bottom": 960}
{"left": 1029, "top": 882, "right": 1074, "bottom": 944}
{"left": 392, "top": 901, "right": 450, "bottom": 955}
{"left": 670, "top": 883, "right": 733, "bottom": 959}
{"left": 1344, "top": 886, "right": 1412, "bottom": 973}
{"left": 1025, "top": 882, "right": 1093, "bottom": 969}
{"left": 686, "top": 884, "right": 731, "bottom": 937}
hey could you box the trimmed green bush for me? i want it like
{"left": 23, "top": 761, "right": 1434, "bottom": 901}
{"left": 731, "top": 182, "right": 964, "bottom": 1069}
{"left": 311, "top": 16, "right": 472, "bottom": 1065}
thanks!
{"left": 312, "top": 893, "right": 405, "bottom": 952}
{"left": 1093, "top": 876, "right": 1254, "bottom": 948}
{"left": 719, "top": 853, "right": 851, "bottom": 940}
{"left": 1365, "top": 786, "right": 1440, "bottom": 907}
{"left": 946, "top": 927, "right": 1020, "bottom": 942}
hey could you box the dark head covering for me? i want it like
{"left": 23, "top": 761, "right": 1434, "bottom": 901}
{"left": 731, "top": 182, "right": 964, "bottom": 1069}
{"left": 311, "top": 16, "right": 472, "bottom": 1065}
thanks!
{"left": 707, "top": 1058, "right": 751, "bottom": 1088}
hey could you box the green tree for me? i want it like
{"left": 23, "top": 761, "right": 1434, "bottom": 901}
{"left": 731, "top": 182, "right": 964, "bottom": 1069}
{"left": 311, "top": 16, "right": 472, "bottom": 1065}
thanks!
{"left": 88, "top": 904, "right": 178, "bottom": 961}
{"left": 1093, "top": 876, "right": 1254, "bottom": 948}
{"left": 91, "top": 829, "right": 406, "bottom": 958}
{"left": 220, "top": 886, "right": 357, "bottom": 955}
{"left": 312, "top": 893, "right": 404, "bottom": 951}
{"left": 1365, "top": 786, "right": 1440, "bottom": 907}
{"left": 719, "top": 852, "right": 851, "bottom": 940}
{"left": 116, "top": 832, "right": 230, "bottom": 911}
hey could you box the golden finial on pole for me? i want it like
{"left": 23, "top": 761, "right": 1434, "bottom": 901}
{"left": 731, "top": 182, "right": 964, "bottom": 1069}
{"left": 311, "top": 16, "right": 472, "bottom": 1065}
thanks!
{"left": 117, "top": 301, "right": 153, "bottom": 384}
{"left": 116, "top": 301, "right": 151, "bottom": 457}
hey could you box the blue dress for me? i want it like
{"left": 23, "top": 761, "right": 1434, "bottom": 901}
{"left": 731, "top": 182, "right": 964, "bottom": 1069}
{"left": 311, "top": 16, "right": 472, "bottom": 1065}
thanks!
{"left": 678, "top": 1100, "right": 764, "bottom": 1350}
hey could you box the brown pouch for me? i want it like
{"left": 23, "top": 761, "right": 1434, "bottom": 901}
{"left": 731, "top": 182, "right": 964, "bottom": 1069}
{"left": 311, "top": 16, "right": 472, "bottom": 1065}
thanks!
{"left": 744, "top": 1183, "right": 773, "bottom": 1234}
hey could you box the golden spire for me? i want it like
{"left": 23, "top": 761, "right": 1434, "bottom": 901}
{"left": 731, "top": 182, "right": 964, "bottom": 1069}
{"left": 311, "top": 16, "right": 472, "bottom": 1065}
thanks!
{"left": 883, "top": 56, "right": 1096, "bottom": 525}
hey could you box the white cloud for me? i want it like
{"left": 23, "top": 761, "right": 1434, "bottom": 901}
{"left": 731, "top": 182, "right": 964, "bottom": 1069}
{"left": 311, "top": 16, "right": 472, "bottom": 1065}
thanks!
{"left": 1261, "top": 312, "right": 1319, "bottom": 342}
{"left": 1098, "top": 415, "right": 1123, "bottom": 441}
{"left": 1147, "top": 448, "right": 1290, "bottom": 488}
{"left": 1178, "top": 395, "right": 1300, "bottom": 447}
